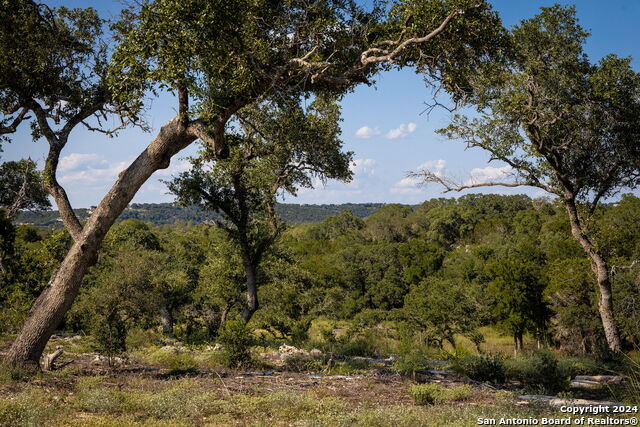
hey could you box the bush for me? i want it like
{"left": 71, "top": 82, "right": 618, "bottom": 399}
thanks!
{"left": 408, "top": 383, "right": 473, "bottom": 405}
{"left": 92, "top": 312, "right": 127, "bottom": 360}
{"left": 126, "top": 328, "right": 161, "bottom": 350}
{"left": 164, "top": 353, "right": 198, "bottom": 375}
{"left": 505, "top": 350, "right": 570, "bottom": 392}
{"left": 283, "top": 355, "right": 324, "bottom": 372}
{"left": 337, "top": 338, "right": 376, "bottom": 357}
{"left": 557, "top": 356, "right": 600, "bottom": 378}
{"left": 453, "top": 354, "right": 506, "bottom": 383}
{"left": 130, "top": 347, "right": 198, "bottom": 374}
{"left": 217, "top": 319, "right": 253, "bottom": 368}
{"left": 393, "top": 332, "right": 431, "bottom": 376}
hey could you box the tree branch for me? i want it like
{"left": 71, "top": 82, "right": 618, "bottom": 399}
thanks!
{"left": 611, "top": 260, "right": 640, "bottom": 275}
{"left": 360, "top": 7, "right": 468, "bottom": 66}
{"left": 409, "top": 169, "right": 547, "bottom": 194}
{"left": 0, "top": 108, "right": 30, "bottom": 134}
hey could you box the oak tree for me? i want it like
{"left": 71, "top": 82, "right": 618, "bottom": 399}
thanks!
{"left": 2, "top": 0, "right": 504, "bottom": 368}
{"left": 416, "top": 6, "right": 640, "bottom": 351}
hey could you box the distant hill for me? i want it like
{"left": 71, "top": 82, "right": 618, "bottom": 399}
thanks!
{"left": 16, "top": 202, "right": 387, "bottom": 228}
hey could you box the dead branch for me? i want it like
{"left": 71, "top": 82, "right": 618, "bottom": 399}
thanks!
{"left": 42, "top": 345, "right": 63, "bottom": 371}
{"left": 409, "top": 169, "right": 536, "bottom": 193}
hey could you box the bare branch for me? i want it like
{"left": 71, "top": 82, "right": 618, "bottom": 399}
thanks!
{"left": 409, "top": 169, "right": 544, "bottom": 194}
{"left": 611, "top": 260, "right": 640, "bottom": 276}
{"left": 5, "top": 161, "right": 33, "bottom": 220}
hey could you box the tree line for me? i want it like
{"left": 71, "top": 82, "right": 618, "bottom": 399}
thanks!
{"left": 2, "top": 194, "right": 639, "bottom": 357}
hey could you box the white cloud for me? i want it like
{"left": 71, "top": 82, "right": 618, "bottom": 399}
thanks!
{"left": 59, "top": 153, "right": 105, "bottom": 172}
{"left": 355, "top": 126, "right": 381, "bottom": 139}
{"left": 154, "top": 159, "right": 192, "bottom": 177}
{"left": 465, "top": 165, "right": 514, "bottom": 185}
{"left": 416, "top": 159, "right": 446, "bottom": 174}
{"left": 350, "top": 158, "right": 376, "bottom": 176}
{"left": 389, "top": 159, "right": 444, "bottom": 195}
{"left": 386, "top": 122, "right": 417, "bottom": 140}
{"left": 390, "top": 176, "right": 422, "bottom": 195}
{"left": 59, "top": 159, "right": 131, "bottom": 185}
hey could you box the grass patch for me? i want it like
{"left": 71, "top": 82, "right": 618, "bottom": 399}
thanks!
{"left": 0, "top": 388, "right": 55, "bottom": 427}
{"left": 130, "top": 348, "right": 197, "bottom": 375}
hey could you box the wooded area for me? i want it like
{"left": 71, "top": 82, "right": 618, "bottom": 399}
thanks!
{"left": 0, "top": 0, "right": 639, "bottom": 425}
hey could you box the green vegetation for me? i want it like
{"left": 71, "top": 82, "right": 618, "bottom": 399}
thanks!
{"left": 1, "top": 1, "right": 639, "bottom": 425}
{"left": 16, "top": 202, "right": 387, "bottom": 228}
{"left": 409, "top": 384, "right": 474, "bottom": 405}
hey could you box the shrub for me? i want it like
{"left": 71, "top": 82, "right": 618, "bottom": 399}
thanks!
{"left": 337, "top": 338, "right": 376, "bottom": 357}
{"left": 393, "top": 334, "right": 431, "bottom": 376}
{"left": 453, "top": 354, "right": 506, "bottom": 383}
{"left": 130, "top": 347, "right": 198, "bottom": 374}
{"left": 505, "top": 350, "right": 570, "bottom": 392}
{"left": 92, "top": 311, "right": 127, "bottom": 361}
{"left": 283, "top": 355, "right": 324, "bottom": 373}
{"left": 164, "top": 353, "right": 198, "bottom": 375}
{"left": 126, "top": 328, "right": 161, "bottom": 350}
{"left": 408, "top": 383, "right": 473, "bottom": 405}
{"left": 557, "top": 356, "right": 600, "bottom": 378}
{"left": 217, "top": 319, "right": 253, "bottom": 368}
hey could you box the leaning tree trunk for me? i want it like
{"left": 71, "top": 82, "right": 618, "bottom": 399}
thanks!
{"left": 563, "top": 196, "right": 623, "bottom": 352}
{"left": 3, "top": 118, "right": 197, "bottom": 369}
{"left": 240, "top": 260, "right": 259, "bottom": 322}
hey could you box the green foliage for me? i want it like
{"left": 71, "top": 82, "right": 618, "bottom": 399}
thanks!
{"left": 0, "top": 389, "right": 53, "bottom": 426}
{"left": 453, "top": 354, "right": 506, "bottom": 383}
{"left": 486, "top": 239, "right": 550, "bottom": 348}
{"left": 75, "top": 377, "right": 129, "bottom": 414}
{"left": 0, "top": 160, "right": 50, "bottom": 217}
{"left": 408, "top": 383, "right": 473, "bottom": 405}
{"left": 393, "top": 328, "right": 432, "bottom": 376}
{"left": 91, "top": 311, "right": 127, "bottom": 360}
{"left": 283, "top": 355, "right": 324, "bottom": 373}
{"left": 217, "top": 319, "right": 253, "bottom": 368}
{"left": 401, "top": 277, "right": 480, "bottom": 349}
{"left": 164, "top": 353, "right": 198, "bottom": 375}
{"left": 504, "top": 351, "right": 571, "bottom": 393}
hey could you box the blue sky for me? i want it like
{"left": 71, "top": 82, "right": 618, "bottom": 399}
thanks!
{"left": 3, "top": 1, "right": 639, "bottom": 207}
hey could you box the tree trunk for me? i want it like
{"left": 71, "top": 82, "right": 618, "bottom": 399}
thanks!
{"left": 3, "top": 118, "right": 197, "bottom": 369}
{"left": 240, "top": 261, "right": 259, "bottom": 322}
{"left": 160, "top": 307, "right": 174, "bottom": 337}
{"left": 518, "top": 333, "right": 523, "bottom": 353}
{"left": 563, "top": 196, "right": 623, "bottom": 352}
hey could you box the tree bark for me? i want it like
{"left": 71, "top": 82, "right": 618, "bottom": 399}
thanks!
{"left": 159, "top": 307, "right": 174, "bottom": 337}
{"left": 563, "top": 196, "right": 623, "bottom": 352}
{"left": 3, "top": 117, "right": 198, "bottom": 369}
{"left": 240, "top": 261, "right": 259, "bottom": 322}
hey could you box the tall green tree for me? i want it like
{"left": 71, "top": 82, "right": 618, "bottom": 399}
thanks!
{"left": 417, "top": 5, "right": 640, "bottom": 351}
{"left": 168, "top": 95, "right": 351, "bottom": 321}
{"left": 486, "top": 241, "right": 550, "bottom": 353}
